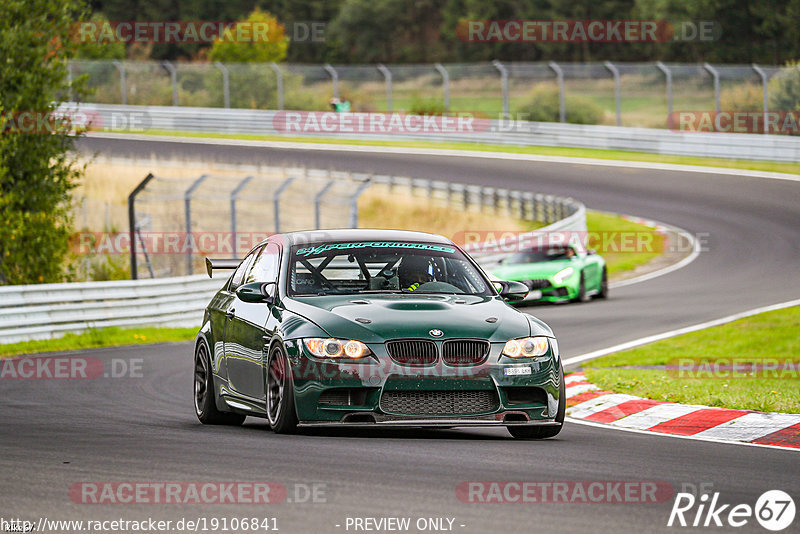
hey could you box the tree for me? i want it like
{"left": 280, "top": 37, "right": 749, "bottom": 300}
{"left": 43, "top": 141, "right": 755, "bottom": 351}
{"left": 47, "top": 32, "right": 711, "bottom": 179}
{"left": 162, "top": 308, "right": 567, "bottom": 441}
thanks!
{"left": 208, "top": 9, "right": 288, "bottom": 63}
{"left": 0, "top": 0, "right": 88, "bottom": 284}
{"left": 74, "top": 12, "right": 126, "bottom": 60}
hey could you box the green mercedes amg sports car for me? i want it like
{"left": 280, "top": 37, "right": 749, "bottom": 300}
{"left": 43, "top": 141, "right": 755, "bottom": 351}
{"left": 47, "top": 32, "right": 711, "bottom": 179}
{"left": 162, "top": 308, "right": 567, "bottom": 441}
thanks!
{"left": 194, "top": 229, "right": 565, "bottom": 439}
{"left": 491, "top": 242, "right": 608, "bottom": 304}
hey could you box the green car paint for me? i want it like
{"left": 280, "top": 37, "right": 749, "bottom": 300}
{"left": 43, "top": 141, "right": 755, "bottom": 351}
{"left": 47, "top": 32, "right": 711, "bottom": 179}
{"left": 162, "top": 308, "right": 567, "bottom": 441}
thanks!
{"left": 194, "top": 229, "right": 565, "bottom": 439}
{"left": 491, "top": 243, "right": 608, "bottom": 304}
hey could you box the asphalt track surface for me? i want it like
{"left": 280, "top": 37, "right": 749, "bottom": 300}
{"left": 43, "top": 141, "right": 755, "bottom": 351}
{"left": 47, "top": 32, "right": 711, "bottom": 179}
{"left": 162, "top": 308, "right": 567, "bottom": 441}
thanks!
{"left": 1, "top": 136, "right": 798, "bottom": 533}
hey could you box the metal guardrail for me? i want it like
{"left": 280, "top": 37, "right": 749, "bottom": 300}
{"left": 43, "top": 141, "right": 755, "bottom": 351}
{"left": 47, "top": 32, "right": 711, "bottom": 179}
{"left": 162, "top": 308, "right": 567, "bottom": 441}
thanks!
{"left": 70, "top": 103, "right": 800, "bottom": 162}
{"left": 0, "top": 275, "right": 221, "bottom": 344}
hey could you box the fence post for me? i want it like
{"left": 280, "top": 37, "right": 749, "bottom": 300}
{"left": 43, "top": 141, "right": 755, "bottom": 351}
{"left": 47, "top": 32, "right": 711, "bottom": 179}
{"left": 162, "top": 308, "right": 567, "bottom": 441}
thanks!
{"left": 270, "top": 63, "right": 284, "bottom": 110}
{"left": 752, "top": 64, "right": 769, "bottom": 134}
{"left": 162, "top": 61, "right": 178, "bottom": 106}
{"left": 230, "top": 175, "right": 254, "bottom": 258}
{"left": 435, "top": 63, "right": 450, "bottom": 112}
{"left": 548, "top": 61, "right": 566, "bottom": 123}
{"left": 273, "top": 176, "right": 295, "bottom": 233}
{"left": 215, "top": 62, "right": 230, "bottom": 108}
{"left": 656, "top": 61, "right": 672, "bottom": 117}
{"left": 492, "top": 60, "right": 509, "bottom": 117}
{"left": 377, "top": 64, "right": 392, "bottom": 112}
{"left": 349, "top": 180, "right": 372, "bottom": 228}
{"left": 112, "top": 60, "right": 127, "bottom": 105}
{"left": 604, "top": 61, "right": 622, "bottom": 126}
{"left": 314, "top": 179, "right": 336, "bottom": 229}
{"left": 184, "top": 174, "right": 210, "bottom": 275}
{"left": 128, "top": 173, "right": 155, "bottom": 280}
{"left": 324, "top": 64, "right": 339, "bottom": 100}
{"left": 703, "top": 63, "right": 720, "bottom": 113}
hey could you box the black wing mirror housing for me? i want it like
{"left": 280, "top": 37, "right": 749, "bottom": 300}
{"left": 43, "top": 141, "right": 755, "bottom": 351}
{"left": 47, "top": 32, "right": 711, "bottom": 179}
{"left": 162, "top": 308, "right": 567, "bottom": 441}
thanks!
{"left": 494, "top": 280, "right": 529, "bottom": 301}
{"left": 236, "top": 282, "right": 276, "bottom": 304}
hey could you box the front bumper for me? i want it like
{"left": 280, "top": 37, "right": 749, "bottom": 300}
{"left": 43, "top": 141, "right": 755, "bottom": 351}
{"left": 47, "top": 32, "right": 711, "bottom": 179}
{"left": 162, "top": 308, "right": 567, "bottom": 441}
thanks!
{"left": 511, "top": 278, "right": 578, "bottom": 303}
{"left": 285, "top": 339, "right": 561, "bottom": 427}
{"left": 298, "top": 415, "right": 561, "bottom": 428}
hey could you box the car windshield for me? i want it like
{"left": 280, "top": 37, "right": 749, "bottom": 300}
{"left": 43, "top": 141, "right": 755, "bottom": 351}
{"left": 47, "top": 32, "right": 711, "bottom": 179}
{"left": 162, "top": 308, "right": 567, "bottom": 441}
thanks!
{"left": 507, "top": 247, "right": 571, "bottom": 264}
{"left": 288, "top": 241, "right": 492, "bottom": 296}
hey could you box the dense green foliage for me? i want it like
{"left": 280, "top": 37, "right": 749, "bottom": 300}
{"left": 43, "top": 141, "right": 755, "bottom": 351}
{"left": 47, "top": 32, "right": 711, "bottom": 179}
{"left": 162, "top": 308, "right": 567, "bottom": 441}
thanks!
{"left": 88, "top": 0, "right": 800, "bottom": 64}
{"left": 208, "top": 8, "right": 288, "bottom": 63}
{"left": 0, "top": 0, "right": 88, "bottom": 284}
{"left": 516, "top": 85, "right": 604, "bottom": 124}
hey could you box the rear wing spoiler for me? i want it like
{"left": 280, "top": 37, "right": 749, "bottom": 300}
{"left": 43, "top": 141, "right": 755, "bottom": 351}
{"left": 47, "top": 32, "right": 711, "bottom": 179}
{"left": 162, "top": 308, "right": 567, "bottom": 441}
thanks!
{"left": 205, "top": 258, "right": 241, "bottom": 278}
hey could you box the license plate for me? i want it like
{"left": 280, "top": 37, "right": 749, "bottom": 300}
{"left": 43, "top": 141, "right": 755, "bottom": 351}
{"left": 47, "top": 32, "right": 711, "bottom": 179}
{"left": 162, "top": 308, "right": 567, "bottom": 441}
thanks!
{"left": 525, "top": 290, "right": 543, "bottom": 300}
{"left": 504, "top": 367, "right": 532, "bottom": 376}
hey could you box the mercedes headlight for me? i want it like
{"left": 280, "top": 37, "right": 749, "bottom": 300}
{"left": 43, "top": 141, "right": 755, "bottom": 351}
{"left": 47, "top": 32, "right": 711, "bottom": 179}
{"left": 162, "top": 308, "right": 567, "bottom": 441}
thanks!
{"left": 303, "top": 338, "right": 371, "bottom": 359}
{"left": 553, "top": 267, "right": 575, "bottom": 284}
{"left": 502, "top": 337, "right": 550, "bottom": 358}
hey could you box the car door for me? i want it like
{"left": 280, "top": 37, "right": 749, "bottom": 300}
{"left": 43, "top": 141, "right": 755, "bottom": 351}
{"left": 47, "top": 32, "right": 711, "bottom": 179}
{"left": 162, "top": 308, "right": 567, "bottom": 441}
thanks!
{"left": 224, "top": 243, "right": 281, "bottom": 402}
{"left": 575, "top": 246, "right": 600, "bottom": 288}
{"left": 214, "top": 251, "right": 256, "bottom": 387}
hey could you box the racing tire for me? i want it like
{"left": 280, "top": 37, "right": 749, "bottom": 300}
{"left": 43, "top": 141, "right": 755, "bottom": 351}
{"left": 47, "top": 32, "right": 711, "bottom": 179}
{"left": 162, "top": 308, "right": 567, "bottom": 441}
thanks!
{"left": 597, "top": 267, "right": 609, "bottom": 299}
{"left": 266, "top": 344, "right": 299, "bottom": 434}
{"left": 194, "top": 341, "right": 246, "bottom": 426}
{"left": 507, "top": 363, "right": 565, "bottom": 440}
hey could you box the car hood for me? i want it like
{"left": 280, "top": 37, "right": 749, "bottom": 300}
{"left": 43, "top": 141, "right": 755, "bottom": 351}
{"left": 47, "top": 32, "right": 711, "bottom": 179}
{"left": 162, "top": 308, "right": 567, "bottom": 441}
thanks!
{"left": 284, "top": 294, "right": 549, "bottom": 343}
{"left": 491, "top": 259, "right": 573, "bottom": 280}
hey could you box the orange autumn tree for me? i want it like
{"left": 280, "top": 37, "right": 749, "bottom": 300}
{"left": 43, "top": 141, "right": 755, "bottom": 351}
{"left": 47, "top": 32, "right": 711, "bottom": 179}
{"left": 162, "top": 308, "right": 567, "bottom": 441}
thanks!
{"left": 209, "top": 9, "right": 288, "bottom": 63}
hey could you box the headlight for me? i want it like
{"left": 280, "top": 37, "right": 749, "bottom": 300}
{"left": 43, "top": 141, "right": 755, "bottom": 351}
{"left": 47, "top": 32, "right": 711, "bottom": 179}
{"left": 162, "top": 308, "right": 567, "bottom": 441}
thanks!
{"left": 303, "top": 338, "right": 371, "bottom": 359}
{"left": 502, "top": 337, "right": 550, "bottom": 358}
{"left": 553, "top": 267, "right": 575, "bottom": 284}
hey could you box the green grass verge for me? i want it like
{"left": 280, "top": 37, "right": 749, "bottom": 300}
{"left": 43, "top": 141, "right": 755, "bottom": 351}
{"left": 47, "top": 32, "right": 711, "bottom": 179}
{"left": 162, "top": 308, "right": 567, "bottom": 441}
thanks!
{"left": 585, "top": 211, "right": 665, "bottom": 278}
{"left": 130, "top": 129, "right": 800, "bottom": 176}
{"left": 583, "top": 306, "right": 800, "bottom": 413}
{"left": 0, "top": 326, "right": 197, "bottom": 358}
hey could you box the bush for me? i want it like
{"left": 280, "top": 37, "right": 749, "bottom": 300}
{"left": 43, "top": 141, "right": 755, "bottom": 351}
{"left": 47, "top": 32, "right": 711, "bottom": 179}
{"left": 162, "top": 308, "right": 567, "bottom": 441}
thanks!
{"left": 514, "top": 85, "right": 603, "bottom": 125}
{"left": 407, "top": 93, "right": 447, "bottom": 115}
{"left": 720, "top": 84, "right": 763, "bottom": 111}
{"left": 769, "top": 61, "right": 800, "bottom": 112}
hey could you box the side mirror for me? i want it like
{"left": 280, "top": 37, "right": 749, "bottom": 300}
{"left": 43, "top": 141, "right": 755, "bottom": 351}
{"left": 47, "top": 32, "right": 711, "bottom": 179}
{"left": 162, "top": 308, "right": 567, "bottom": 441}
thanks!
{"left": 236, "top": 281, "right": 276, "bottom": 304}
{"left": 494, "top": 280, "right": 529, "bottom": 301}
{"left": 586, "top": 249, "right": 597, "bottom": 255}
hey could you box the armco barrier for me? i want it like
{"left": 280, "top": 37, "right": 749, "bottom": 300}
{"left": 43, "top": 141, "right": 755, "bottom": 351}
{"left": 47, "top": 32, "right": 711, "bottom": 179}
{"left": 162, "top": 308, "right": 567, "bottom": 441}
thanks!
{"left": 0, "top": 275, "right": 220, "bottom": 344}
{"left": 68, "top": 103, "right": 800, "bottom": 162}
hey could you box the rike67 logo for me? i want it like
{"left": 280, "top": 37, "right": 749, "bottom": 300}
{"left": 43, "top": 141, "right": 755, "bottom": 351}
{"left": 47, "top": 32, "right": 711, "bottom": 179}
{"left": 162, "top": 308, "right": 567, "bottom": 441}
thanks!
{"left": 668, "top": 490, "right": 795, "bottom": 531}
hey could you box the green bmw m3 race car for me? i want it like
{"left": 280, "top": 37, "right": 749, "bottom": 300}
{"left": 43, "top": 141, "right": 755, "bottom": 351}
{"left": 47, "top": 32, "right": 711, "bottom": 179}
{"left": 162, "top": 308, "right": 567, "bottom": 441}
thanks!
{"left": 194, "top": 229, "right": 565, "bottom": 439}
{"left": 491, "top": 242, "right": 608, "bottom": 304}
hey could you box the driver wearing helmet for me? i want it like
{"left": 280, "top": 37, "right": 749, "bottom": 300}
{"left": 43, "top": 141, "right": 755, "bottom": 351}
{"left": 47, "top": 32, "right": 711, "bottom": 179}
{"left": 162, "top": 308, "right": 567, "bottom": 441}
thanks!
{"left": 398, "top": 255, "right": 433, "bottom": 291}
